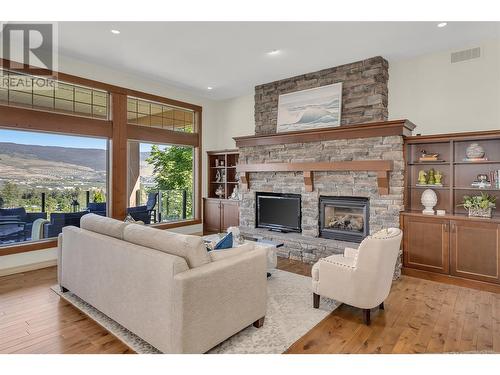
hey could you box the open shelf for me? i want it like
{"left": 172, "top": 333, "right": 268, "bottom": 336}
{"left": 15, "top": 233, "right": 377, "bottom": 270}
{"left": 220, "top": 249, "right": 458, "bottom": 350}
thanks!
{"left": 408, "top": 162, "right": 450, "bottom": 166}
{"left": 405, "top": 133, "right": 500, "bottom": 215}
{"left": 410, "top": 185, "right": 449, "bottom": 190}
{"left": 207, "top": 149, "right": 239, "bottom": 199}
{"left": 454, "top": 161, "right": 500, "bottom": 165}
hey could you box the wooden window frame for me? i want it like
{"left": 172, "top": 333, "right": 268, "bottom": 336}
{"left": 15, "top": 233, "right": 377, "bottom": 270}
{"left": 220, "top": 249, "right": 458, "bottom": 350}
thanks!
{"left": 0, "top": 59, "right": 202, "bottom": 255}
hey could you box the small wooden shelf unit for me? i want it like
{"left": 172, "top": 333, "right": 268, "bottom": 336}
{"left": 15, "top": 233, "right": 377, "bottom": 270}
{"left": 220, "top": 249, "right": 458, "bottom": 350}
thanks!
{"left": 204, "top": 150, "right": 240, "bottom": 234}
{"left": 206, "top": 149, "right": 240, "bottom": 199}
{"left": 402, "top": 130, "right": 500, "bottom": 292}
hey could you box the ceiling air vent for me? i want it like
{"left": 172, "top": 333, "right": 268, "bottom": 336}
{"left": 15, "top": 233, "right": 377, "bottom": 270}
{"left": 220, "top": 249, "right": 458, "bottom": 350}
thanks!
{"left": 451, "top": 47, "right": 480, "bottom": 63}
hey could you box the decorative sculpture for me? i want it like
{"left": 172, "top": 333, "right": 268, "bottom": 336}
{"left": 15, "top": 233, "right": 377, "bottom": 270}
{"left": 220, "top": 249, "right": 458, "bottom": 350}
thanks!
{"left": 418, "top": 170, "right": 427, "bottom": 185}
{"left": 427, "top": 168, "right": 436, "bottom": 185}
{"left": 434, "top": 170, "right": 443, "bottom": 186}
{"left": 421, "top": 189, "right": 438, "bottom": 215}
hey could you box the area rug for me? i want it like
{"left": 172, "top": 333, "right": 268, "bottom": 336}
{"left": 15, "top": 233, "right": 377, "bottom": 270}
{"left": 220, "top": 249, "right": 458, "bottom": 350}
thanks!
{"left": 51, "top": 269, "right": 339, "bottom": 354}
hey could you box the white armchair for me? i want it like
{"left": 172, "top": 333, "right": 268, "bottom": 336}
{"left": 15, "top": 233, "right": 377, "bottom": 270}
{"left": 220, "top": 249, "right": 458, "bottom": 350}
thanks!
{"left": 311, "top": 228, "right": 402, "bottom": 325}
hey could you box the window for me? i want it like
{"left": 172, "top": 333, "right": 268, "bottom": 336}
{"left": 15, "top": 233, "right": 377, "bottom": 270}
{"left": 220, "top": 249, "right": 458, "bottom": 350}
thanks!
{"left": 0, "top": 68, "right": 109, "bottom": 119}
{"left": 127, "top": 97, "right": 194, "bottom": 132}
{"left": 0, "top": 129, "right": 108, "bottom": 247}
{"left": 0, "top": 59, "right": 201, "bottom": 254}
{"left": 127, "top": 141, "right": 194, "bottom": 224}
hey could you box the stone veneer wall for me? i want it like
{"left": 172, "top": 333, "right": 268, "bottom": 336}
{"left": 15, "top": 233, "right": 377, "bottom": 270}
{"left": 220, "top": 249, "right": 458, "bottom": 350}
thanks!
{"left": 254, "top": 56, "right": 389, "bottom": 135}
{"left": 238, "top": 135, "right": 405, "bottom": 278}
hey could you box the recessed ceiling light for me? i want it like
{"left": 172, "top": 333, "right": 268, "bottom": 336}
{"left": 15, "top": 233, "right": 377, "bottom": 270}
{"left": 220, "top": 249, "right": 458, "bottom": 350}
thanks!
{"left": 267, "top": 49, "right": 280, "bottom": 55}
{"left": 207, "top": 86, "right": 213, "bottom": 90}
{"left": 111, "top": 29, "right": 121, "bottom": 34}
{"left": 437, "top": 22, "right": 447, "bottom": 28}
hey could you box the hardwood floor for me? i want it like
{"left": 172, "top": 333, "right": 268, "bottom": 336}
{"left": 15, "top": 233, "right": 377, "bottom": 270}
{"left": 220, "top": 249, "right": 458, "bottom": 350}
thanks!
{"left": 0, "top": 266, "right": 133, "bottom": 354}
{"left": 278, "top": 258, "right": 500, "bottom": 354}
{"left": 0, "top": 261, "right": 499, "bottom": 354}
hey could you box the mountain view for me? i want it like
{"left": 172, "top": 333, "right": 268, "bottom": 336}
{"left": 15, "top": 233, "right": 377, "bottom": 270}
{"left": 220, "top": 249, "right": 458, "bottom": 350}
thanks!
{"left": 0, "top": 142, "right": 107, "bottom": 190}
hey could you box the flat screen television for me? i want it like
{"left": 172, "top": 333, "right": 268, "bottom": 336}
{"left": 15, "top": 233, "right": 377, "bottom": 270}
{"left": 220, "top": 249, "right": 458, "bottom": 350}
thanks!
{"left": 256, "top": 192, "right": 301, "bottom": 233}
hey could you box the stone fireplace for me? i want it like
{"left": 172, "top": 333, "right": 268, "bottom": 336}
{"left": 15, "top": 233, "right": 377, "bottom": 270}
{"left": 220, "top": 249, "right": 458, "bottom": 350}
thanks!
{"left": 319, "top": 196, "right": 369, "bottom": 243}
{"left": 233, "top": 56, "right": 414, "bottom": 279}
{"left": 234, "top": 121, "right": 414, "bottom": 279}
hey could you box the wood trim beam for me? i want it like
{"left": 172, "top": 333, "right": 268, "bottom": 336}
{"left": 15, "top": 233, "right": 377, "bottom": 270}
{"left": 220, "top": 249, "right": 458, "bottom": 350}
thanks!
{"left": 0, "top": 58, "right": 202, "bottom": 112}
{"left": 377, "top": 171, "right": 390, "bottom": 195}
{"left": 111, "top": 94, "right": 128, "bottom": 220}
{"left": 237, "top": 160, "right": 393, "bottom": 194}
{"left": 303, "top": 171, "right": 314, "bottom": 192}
{"left": 0, "top": 239, "right": 57, "bottom": 256}
{"left": 405, "top": 129, "right": 500, "bottom": 143}
{"left": 0, "top": 105, "right": 112, "bottom": 138}
{"left": 237, "top": 160, "right": 393, "bottom": 173}
{"left": 233, "top": 120, "right": 416, "bottom": 148}
{"left": 127, "top": 124, "right": 199, "bottom": 147}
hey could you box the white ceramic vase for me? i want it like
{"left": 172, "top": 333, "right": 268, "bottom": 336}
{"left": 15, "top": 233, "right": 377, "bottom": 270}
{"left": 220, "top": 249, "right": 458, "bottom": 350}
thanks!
{"left": 421, "top": 189, "right": 437, "bottom": 215}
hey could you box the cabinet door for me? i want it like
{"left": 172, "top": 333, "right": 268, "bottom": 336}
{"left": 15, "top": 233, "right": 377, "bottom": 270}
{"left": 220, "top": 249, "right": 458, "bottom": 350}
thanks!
{"left": 221, "top": 201, "right": 239, "bottom": 232}
{"left": 403, "top": 216, "right": 450, "bottom": 274}
{"left": 203, "top": 199, "right": 221, "bottom": 234}
{"left": 450, "top": 220, "right": 500, "bottom": 284}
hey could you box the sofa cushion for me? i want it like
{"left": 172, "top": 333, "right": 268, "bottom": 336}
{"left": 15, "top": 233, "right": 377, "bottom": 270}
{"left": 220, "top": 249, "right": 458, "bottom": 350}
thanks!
{"left": 209, "top": 242, "right": 254, "bottom": 262}
{"left": 123, "top": 224, "right": 210, "bottom": 268}
{"left": 80, "top": 213, "right": 128, "bottom": 240}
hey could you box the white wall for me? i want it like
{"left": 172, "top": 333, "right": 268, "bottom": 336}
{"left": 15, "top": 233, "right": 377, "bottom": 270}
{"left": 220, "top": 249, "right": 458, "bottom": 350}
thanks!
{"left": 389, "top": 39, "right": 500, "bottom": 134}
{"left": 212, "top": 39, "right": 500, "bottom": 140}
{"left": 211, "top": 94, "right": 255, "bottom": 150}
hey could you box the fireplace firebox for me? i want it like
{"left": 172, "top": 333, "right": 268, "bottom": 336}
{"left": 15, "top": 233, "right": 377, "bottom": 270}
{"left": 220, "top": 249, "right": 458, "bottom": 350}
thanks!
{"left": 319, "top": 196, "right": 369, "bottom": 242}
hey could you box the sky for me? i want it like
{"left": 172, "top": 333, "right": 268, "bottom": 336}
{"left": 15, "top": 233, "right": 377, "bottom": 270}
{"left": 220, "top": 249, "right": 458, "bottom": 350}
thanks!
{"left": 0, "top": 129, "right": 107, "bottom": 149}
{"left": 0, "top": 129, "right": 166, "bottom": 153}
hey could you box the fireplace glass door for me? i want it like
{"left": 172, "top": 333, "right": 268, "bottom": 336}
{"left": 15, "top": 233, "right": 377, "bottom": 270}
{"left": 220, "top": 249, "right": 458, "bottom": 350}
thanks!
{"left": 319, "top": 197, "right": 369, "bottom": 242}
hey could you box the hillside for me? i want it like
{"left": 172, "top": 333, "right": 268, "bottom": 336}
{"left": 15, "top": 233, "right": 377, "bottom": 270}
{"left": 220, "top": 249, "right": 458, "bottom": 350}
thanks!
{"left": 0, "top": 142, "right": 107, "bottom": 171}
{"left": 0, "top": 142, "right": 154, "bottom": 189}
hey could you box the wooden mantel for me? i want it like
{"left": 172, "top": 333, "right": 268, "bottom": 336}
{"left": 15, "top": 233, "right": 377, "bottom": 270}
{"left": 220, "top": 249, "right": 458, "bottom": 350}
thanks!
{"left": 237, "top": 160, "right": 394, "bottom": 195}
{"left": 233, "top": 119, "right": 415, "bottom": 148}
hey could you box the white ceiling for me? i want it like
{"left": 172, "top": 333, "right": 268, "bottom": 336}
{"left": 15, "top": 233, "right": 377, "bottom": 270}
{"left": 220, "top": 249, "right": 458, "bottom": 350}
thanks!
{"left": 57, "top": 22, "right": 500, "bottom": 100}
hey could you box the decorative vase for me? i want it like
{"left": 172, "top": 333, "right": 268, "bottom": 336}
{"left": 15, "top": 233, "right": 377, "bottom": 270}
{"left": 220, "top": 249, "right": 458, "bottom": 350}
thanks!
{"left": 465, "top": 143, "right": 485, "bottom": 159}
{"left": 421, "top": 189, "right": 438, "bottom": 215}
{"left": 468, "top": 207, "right": 492, "bottom": 218}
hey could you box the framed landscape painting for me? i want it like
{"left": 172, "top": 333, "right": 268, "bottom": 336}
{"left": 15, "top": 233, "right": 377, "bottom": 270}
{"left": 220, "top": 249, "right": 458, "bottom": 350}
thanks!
{"left": 276, "top": 82, "right": 342, "bottom": 133}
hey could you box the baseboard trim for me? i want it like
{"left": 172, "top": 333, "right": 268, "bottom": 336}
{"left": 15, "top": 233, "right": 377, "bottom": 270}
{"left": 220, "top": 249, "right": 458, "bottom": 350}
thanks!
{"left": 402, "top": 267, "right": 500, "bottom": 294}
{"left": 0, "top": 259, "right": 57, "bottom": 277}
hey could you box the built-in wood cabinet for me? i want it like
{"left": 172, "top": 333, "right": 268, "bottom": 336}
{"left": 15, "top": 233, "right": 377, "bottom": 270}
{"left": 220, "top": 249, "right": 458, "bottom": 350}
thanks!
{"left": 450, "top": 220, "right": 500, "bottom": 284}
{"left": 402, "top": 129, "right": 500, "bottom": 292}
{"left": 204, "top": 149, "right": 240, "bottom": 234}
{"left": 203, "top": 198, "right": 240, "bottom": 234}
{"left": 403, "top": 215, "right": 449, "bottom": 274}
{"left": 403, "top": 212, "right": 500, "bottom": 286}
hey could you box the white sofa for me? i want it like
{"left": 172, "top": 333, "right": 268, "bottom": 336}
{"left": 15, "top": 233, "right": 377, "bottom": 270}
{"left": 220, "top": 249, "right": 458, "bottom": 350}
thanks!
{"left": 57, "top": 214, "right": 268, "bottom": 353}
{"left": 312, "top": 228, "right": 402, "bottom": 325}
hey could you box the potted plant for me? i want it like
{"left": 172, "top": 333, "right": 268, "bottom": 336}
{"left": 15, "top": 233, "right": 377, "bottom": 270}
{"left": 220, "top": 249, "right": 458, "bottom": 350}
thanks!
{"left": 459, "top": 192, "right": 496, "bottom": 218}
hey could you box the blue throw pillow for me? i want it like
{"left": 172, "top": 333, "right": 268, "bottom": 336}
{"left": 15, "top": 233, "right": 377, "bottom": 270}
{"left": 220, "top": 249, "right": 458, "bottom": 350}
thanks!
{"left": 214, "top": 232, "right": 233, "bottom": 250}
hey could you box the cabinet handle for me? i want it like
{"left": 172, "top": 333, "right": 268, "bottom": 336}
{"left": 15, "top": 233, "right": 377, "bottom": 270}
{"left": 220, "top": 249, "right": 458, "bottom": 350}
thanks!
{"left": 451, "top": 223, "right": 456, "bottom": 233}
{"left": 443, "top": 223, "right": 449, "bottom": 232}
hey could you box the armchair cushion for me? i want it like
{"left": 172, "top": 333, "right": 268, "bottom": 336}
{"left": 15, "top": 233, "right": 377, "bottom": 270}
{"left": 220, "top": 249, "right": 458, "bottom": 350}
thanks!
{"left": 0, "top": 207, "right": 26, "bottom": 221}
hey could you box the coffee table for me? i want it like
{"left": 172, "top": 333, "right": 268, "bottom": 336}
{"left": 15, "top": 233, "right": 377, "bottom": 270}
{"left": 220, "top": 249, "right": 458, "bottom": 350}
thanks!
{"left": 202, "top": 233, "right": 283, "bottom": 272}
